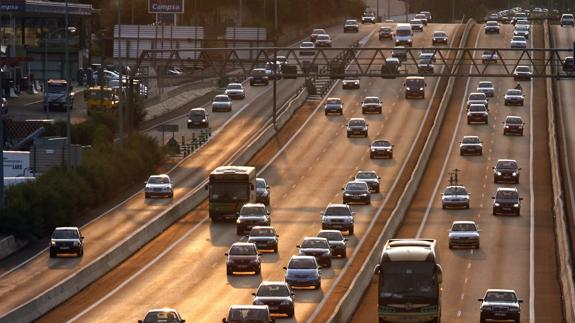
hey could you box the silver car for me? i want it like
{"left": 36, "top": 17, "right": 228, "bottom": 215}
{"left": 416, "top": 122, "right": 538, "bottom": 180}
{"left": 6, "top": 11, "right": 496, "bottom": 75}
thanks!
{"left": 145, "top": 174, "right": 173, "bottom": 199}
{"left": 441, "top": 185, "right": 470, "bottom": 209}
{"left": 224, "top": 83, "right": 245, "bottom": 100}
{"left": 459, "top": 135, "right": 483, "bottom": 156}
{"left": 448, "top": 221, "right": 480, "bottom": 249}
{"left": 212, "top": 94, "right": 232, "bottom": 112}
{"left": 504, "top": 88, "right": 525, "bottom": 106}
{"left": 476, "top": 81, "right": 495, "bottom": 97}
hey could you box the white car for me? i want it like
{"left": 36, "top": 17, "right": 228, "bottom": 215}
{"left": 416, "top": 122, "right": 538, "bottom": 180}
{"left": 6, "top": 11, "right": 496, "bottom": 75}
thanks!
{"left": 481, "top": 50, "right": 498, "bottom": 64}
{"left": 484, "top": 20, "right": 500, "bottom": 34}
{"left": 459, "top": 135, "right": 483, "bottom": 156}
{"left": 441, "top": 185, "right": 470, "bottom": 209}
{"left": 315, "top": 34, "right": 332, "bottom": 47}
{"left": 510, "top": 35, "right": 527, "bottom": 48}
{"left": 448, "top": 221, "right": 480, "bottom": 249}
{"left": 410, "top": 19, "right": 424, "bottom": 31}
{"left": 361, "top": 12, "right": 376, "bottom": 24}
{"left": 513, "top": 24, "right": 530, "bottom": 39}
{"left": 299, "top": 41, "right": 315, "bottom": 56}
{"left": 560, "top": 14, "right": 575, "bottom": 27}
{"left": 145, "top": 174, "right": 174, "bottom": 198}
{"left": 476, "top": 81, "right": 494, "bottom": 97}
{"left": 212, "top": 94, "right": 232, "bottom": 112}
{"left": 224, "top": 83, "right": 245, "bottom": 100}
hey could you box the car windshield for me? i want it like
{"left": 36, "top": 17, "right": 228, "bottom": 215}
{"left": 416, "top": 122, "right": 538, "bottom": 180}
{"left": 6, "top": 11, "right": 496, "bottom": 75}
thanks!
{"left": 250, "top": 228, "right": 275, "bottom": 237}
{"left": 214, "top": 96, "right": 230, "bottom": 102}
{"left": 462, "top": 137, "right": 480, "bottom": 144}
{"left": 396, "top": 29, "right": 411, "bottom": 36}
{"left": 415, "top": 14, "right": 426, "bottom": 20}
{"left": 189, "top": 110, "right": 205, "bottom": 117}
{"left": 256, "top": 179, "right": 266, "bottom": 189}
{"left": 364, "top": 97, "right": 380, "bottom": 104}
{"left": 228, "top": 309, "right": 268, "bottom": 322}
{"left": 288, "top": 258, "right": 316, "bottom": 269}
{"left": 485, "top": 291, "right": 518, "bottom": 302}
{"left": 372, "top": 140, "right": 391, "bottom": 147}
{"left": 52, "top": 229, "right": 79, "bottom": 239}
{"left": 516, "top": 66, "right": 530, "bottom": 72}
{"left": 452, "top": 223, "right": 477, "bottom": 231}
{"left": 496, "top": 190, "right": 518, "bottom": 199}
{"left": 497, "top": 160, "right": 518, "bottom": 169}
{"left": 410, "top": 19, "right": 422, "bottom": 24}
{"left": 507, "top": 89, "right": 522, "bottom": 95}
{"left": 143, "top": 311, "right": 179, "bottom": 323}
{"left": 506, "top": 117, "right": 523, "bottom": 124}
{"left": 326, "top": 99, "right": 342, "bottom": 105}
{"left": 301, "top": 42, "right": 314, "bottom": 48}
{"left": 47, "top": 83, "right": 67, "bottom": 93}
{"left": 257, "top": 284, "right": 290, "bottom": 297}
{"left": 346, "top": 182, "right": 367, "bottom": 191}
{"left": 406, "top": 79, "right": 424, "bottom": 87}
{"left": 512, "top": 36, "right": 525, "bottom": 41}
{"left": 229, "top": 245, "right": 257, "bottom": 255}
{"left": 483, "top": 50, "right": 496, "bottom": 56}
{"left": 444, "top": 187, "right": 468, "bottom": 195}
{"left": 251, "top": 69, "right": 266, "bottom": 76}
{"left": 318, "top": 231, "right": 343, "bottom": 241}
{"left": 469, "top": 94, "right": 486, "bottom": 100}
{"left": 301, "top": 239, "right": 329, "bottom": 249}
{"left": 240, "top": 206, "right": 266, "bottom": 216}
{"left": 486, "top": 21, "right": 498, "bottom": 26}
{"left": 516, "top": 24, "right": 529, "bottom": 30}
{"left": 148, "top": 176, "right": 169, "bottom": 184}
{"left": 349, "top": 120, "right": 365, "bottom": 126}
{"left": 317, "top": 35, "right": 330, "bottom": 40}
{"left": 478, "top": 82, "right": 492, "bottom": 88}
{"left": 346, "top": 20, "right": 357, "bottom": 24}
{"left": 469, "top": 105, "right": 486, "bottom": 112}
{"left": 433, "top": 32, "right": 446, "bottom": 37}
{"left": 356, "top": 172, "right": 377, "bottom": 179}
{"left": 325, "top": 206, "right": 351, "bottom": 216}
{"left": 227, "top": 84, "right": 242, "bottom": 90}
{"left": 381, "top": 27, "right": 392, "bottom": 32}
{"left": 312, "top": 29, "right": 326, "bottom": 34}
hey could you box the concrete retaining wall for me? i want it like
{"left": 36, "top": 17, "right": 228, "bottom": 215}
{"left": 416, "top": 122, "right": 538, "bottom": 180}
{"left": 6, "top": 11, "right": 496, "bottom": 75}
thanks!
{"left": 544, "top": 20, "right": 575, "bottom": 323}
{"left": 0, "top": 236, "right": 27, "bottom": 261}
{"left": 326, "top": 19, "right": 476, "bottom": 323}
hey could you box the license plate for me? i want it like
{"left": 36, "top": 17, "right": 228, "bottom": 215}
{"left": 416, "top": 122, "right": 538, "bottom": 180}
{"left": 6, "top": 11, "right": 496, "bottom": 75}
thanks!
{"left": 60, "top": 246, "right": 69, "bottom": 250}
{"left": 352, "top": 196, "right": 360, "bottom": 199}
{"left": 502, "top": 207, "right": 511, "bottom": 210}
{"left": 237, "top": 264, "right": 248, "bottom": 268}
{"left": 495, "top": 313, "right": 506, "bottom": 317}
{"left": 270, "top": 306, "right": 279, "bottom": 310}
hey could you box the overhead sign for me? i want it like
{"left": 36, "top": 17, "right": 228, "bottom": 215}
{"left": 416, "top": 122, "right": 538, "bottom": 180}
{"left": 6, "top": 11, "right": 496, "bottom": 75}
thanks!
{"left": 148, "top": 0, "right": 184, "bottom": 14}
{"left": 0, "top": 0, "right": 25, "bottom": 12}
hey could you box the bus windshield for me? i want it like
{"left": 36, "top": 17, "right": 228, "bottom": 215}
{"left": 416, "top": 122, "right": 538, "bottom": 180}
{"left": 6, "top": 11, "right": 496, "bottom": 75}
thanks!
{"left": 379, "top": 261, "right": 438, "bottom": 303}
{"left": 210, "top": 182, "right": 249, "bottom": 202}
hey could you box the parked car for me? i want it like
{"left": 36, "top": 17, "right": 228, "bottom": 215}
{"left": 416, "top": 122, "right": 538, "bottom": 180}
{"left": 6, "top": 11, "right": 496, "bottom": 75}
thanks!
{"left": 225, "top": 242, "right": 262, "bottom": 275}
{"left": 448, "top": 221, "right": 480, "bottom": 249}
{"left": 49, "top": 227, "right": 84, "bottom": 258}
{"left": 144, "top": 174, "right": 173, "bottom": 199}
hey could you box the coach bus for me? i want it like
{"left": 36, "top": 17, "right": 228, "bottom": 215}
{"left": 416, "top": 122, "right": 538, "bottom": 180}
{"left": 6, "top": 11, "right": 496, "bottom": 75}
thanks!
{"left": 207, "top": 166, "right": 256, "bottom": 222}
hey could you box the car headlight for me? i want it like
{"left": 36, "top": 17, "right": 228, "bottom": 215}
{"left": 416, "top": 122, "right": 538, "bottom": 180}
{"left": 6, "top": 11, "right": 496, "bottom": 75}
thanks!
{"left": 280, "top": 299, "right": 292, "bottom": 305}
{"left": 494, "top": 202, "right": 501, "bottom": 206}
{"left": 201, "top": 119, "right": 206, "bottom": 122}
{"left": 514, "top": 203, "right": 520, "bottom": 207}
{"left": 371, "top": 148, "right": 376, "bottom": 152}
{"left": 508, "top": 307, "right": 520, "bottom": 312}
{"left": 236, "top": 219, "right": 241, "bottom": 223}
{"left": 505, "top": 125, "right": 510, "bottom": 128}
{"left": 251, "top": 258, "right": 260, "bottom": 263}
{"left": 496, "top": 171, "right": 502, "bottom": 176}
{"left": 73, "top": 241, "right": 80, "bottom": 246}
{"left": 361, "top": 193, "right": 368, "bottom": 196}
{"left": 344, "top": 193, "right": 351, "bottom": 196}
{"left": 419, "top": 87, "right": 424, "bottom": 90}
{"left": 50, "top": 241, "right": 56, "bottom": 246}
{"left": 512, "top": 172, "right": 518, "bottom": 176}
{"left": 322, "top": 217, "right": 328, "bottom": 223}
{"left": 406, "top": 87, "right": 411, "bottom": 91}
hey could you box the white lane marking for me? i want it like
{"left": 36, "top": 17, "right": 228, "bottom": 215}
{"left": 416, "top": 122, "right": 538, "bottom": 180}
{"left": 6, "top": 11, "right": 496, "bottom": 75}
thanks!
{"left": 457, "top": 310, "right": 462, "bottom": 317}
{"left": 460, "top": 293, "right": 465, "bottom": 300}
{"left": 24, "top": 99, "right": 44, "bottom": 106}
{"left": 529, "top": 33, "right": 535, "bottom": 323}
{"left": 415, "top": 29, "right": 481, "bottom": 238}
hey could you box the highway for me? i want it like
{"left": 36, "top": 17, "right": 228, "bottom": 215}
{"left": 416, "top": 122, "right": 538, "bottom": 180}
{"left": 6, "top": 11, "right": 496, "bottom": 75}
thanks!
{"left": 351, "top": 23, "right": 564, "bottom": 322}
{"left": 0, "top": 23, "right": 376, "bottom": 320}
{"left": 36, "top": 23, "right": 459, "bottom": 322}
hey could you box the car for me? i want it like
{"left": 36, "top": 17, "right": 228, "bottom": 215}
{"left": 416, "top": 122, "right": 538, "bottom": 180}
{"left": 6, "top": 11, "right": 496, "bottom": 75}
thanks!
{"left": 441, "top": 185, "right": 470, "bottom": 209}
{"left": 299, "top": 41, "right": 315, "bottom": 56}
{"left": 503, "top": 115, "right": 525, "bottom": 136}
{"left": 49, "top": 227, "right": 84, "bottom": 258}
{"left": 236, "top": 203, "right": 271, "bottom": 235}
{"left": 560, "top": 13, "right": 575, "bottom": 27}
{"left": 467, "top": 92, "right": 489, "bottom": 109}
{"left": 353, "top": 170, "right": 381, "bottom": 193}
{"left": 562, "top": 56, "right": 574, "bottom": 72}
{"left": 315, "top": 34, "right": 332, "bottom": 47}
{"left": 432, "top": 31, "right": 448, "bottom": 45}
{"left": 252, "top": 282, "right": 295, "bottom": 317}
{"left": 481, "top": 50, "right": 498, "bottom": 64}
{"left": 476, "top": 81, "right": 495, "bottom": 97}
{"left": 362, "top": 12, "right": 376, "bottom": 24}
{"left": 310, "top": 28, "right": 327, "bottom": 42}
{"left": 321, "top": 203, "right": 355, "bottom": 234}
{"left": 225, "top": 242, "right": 262, "bottom": 275}
{"left": 255, "top": 178, "right": 270, "bottom": 205}
{"left": 144, "top": 174, "right": 173, "bottom": 198}
{"left": 448, "top": 221, "right": 480, "bottom": 249}
{"left": 420, "top": 50, "right": 436, "bottom": 62}
{"left": 224, "top": 82, "right": 245, "bottom": 99}
{"left": 250, "top": 68, "right": 270, "bottom": 86}
{"left": 344, "top": 19, "right": 359, "bottom": 32}
{"left": 404, "top": 76, "right": 426, "bottom": 99}
{"left": 459, "top": 135, "right": 483, "bottom": 156}
{"left": 492, "top": 187, "right": 522, "bottom": 216}
{"left": 391, "top": 46, "right": 407, "bottom": 62}
{"left": 324, "top": 97, "right": 344, "bottom": 115}
{"left": 248, "top": 226, "right": 279, "bottom": 253}
{"left": 513, "top": 65, "right": 532, "bottom": 80}
{"left": 478, "top": 289, "right": 523, "bottom": 323}
{"left": 510, "top": 35, "right": 527, "bottom": 48}
{"left": 381, "top": 57, "right": 400, "bottom": 78}
{"left": 138, "top": 308, "right": 185, "bottom": 323}
{"left": 297, "top": 237, "right": 332, "bottom": 267}
{"left": 395, "top": 23, "right": 413, "bottom": 46}
{"left": 410, "top": 18, "right": 424, "bottom": 31}
{"left": 420, "top": 11, "right": 432, "bottom": 22}
{"left": 275, "top": 55, "right": 288, "bottom": 70}
{"left": 342, "top": 75, "right": 360, "bottom": 89}
{"left": 283, "top": 256, "right": 321, "bottom": 289}
{"left": 370, "top": 139, "right": 393, "bottom": 159}
{"left": 417, "top": 58, "right": 434, "bottom": 74}
{"left": 493, "top": 159, "right": 521, "bottom": 184}
{"left": 504, "top": 88, "right": 525, "bottom": 106}
{"left": 212, "top": 94, "right": 232, "bottom": 112}
{"left": 342, "top": 180, "right": 371, "bottom": 204}
{"left": 379, "top": 26, "right": 393, "bottom": 40}
{"left": 484, "top": 20, "right": 500, "bottom": 34}
{"left": 264, "top": 61, "right": 281, "bottom": 80}
{"left": 223, "top": 305, "right": 273, "bottom": 323}
{"left": 513, "top": 24, "right": 530, "bottom": 39}
{"left": 317, "top": 230, "right": 348, "bottom": 258}
{"left": 467, "top": 104, "right": 489, "bottom": 124}
{"left": 414, "top": 13, "right": 428, "bottom": 25}
{"left": 361, "top": 96, "right": 383, "bottom": 114}
{"left": 346, "top": 118, "right": 368, "bottom": 137}
{"left": 187, "top": 107, "right": 209, "bottom": 128}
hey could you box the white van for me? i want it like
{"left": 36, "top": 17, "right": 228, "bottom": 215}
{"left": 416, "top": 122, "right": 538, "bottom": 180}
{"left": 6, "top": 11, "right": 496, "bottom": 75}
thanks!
{"left": 395, "top": 23, "right": 413, "bottom": 47}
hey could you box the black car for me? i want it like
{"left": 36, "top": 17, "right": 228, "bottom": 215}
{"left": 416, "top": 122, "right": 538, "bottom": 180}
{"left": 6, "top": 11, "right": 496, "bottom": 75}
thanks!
{"left": 236, "top": 203, "right": 271, "bottom": 235}
{"left": 187, "top": 108, "right": 209, "bottom": 128}
{"left": 562, "top": 56, "right": 574, "bottom": 72}
{"left": 381, "top": 58, "right": 400, "bottom": 78}
{"left": 317, "top": 230, "right": 347, "bottom": 258}
{"left": 478, "top": 289, "right": 523, "bottom": 323}
{"left": 370, "top": 139, "right": 393, "bottom": 159}
{"left": 504, "top": 89, "right": 525, "bottom": 106}
{"left": 346, "top": 118, "right": 368, "bottom": 137}
{"left": 492, "top": 187, "right": 522, "bottom": 216}
{"left": 432, "top": 31, "right": 448, "bottom": 45}
{"left": 226, "top": 242, "right": 262, "bottom": 275}
{"left": 256, "top": 178, "right": 270, "bottom": 205}
{"left": 493, "top": 159, "right": 521, "bottom": 184}
{"left": 459, "top": 136, "right": 483, "bottom": 156}
{"left": 353, "top": 170, "right": 381, "bottom": 193}
{"left": 361, "top": 96, "right": 383, "bottom": 114}
{"left": 503, "top": 116, "right": 525, "bottom": 136}
{"left": 49, "top": 226, "right": 84, "bottom": 258}
{"left": 325, "top": 97, "right": 344, "bottom": 115}
{"left": 404, "top": 76, "right": 426, "bottom": 99}
{"left": 342, "top": 180, "right": 371, "bottom": 204}
{"left": 321, "top": 203, "right": 355, "bottom": 235}
{"left": 297, "top": 237, "right": 332, "bottom": 267}
{"left": 417, "top": 58, "right": 434, "bottom": 74}
{"left": 391, "top": 46, "right": 407, "bottom": 62}
{"left": 379, "top": 26, "right": 393, "bottom": 40}
{"left": 467, "top": 104, "right": 489, "bottom": 124}
{"left": 247, "top": 226, "right": 279, "bottom": 253}
{"left": 250, "top": 68, "right": 269, "bottom": 86}
{"left": 252, "top": 282, "right": 295, "bottom": 317}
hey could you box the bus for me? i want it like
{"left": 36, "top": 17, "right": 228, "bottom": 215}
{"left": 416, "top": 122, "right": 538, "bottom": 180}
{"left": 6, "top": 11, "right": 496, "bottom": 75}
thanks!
{"left": 374, "top": 239, "right": 443, "bottom": 323}
{"left": 207, "top": 166, "right": 256, "bottom": 222}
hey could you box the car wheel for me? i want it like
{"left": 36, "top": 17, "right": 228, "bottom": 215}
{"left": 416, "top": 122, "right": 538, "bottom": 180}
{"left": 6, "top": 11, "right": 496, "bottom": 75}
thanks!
{"left": 460, "top": 150, "right": 464, "bottom": 156}
{"left": 316, "top": 282, "right": 322, "bottom": 289}
{"left": 325, "top": 111, "right": 328, "bottom": 116}
{"left": 326, "top": 259, "right": 332, "bottom": 268}
{"left": 449, "top": 243, "right": 453, "bottom": 249}
{"left": 493, "top": 210, "right": 497, "bottom": 215}
{"left": 520, "top": 131, "right": 524, "bottom": 136}
{"left": 49, "top": 249, "right": 56, "bottom": 258}
{"left": 145, "top": 193, "right": 150, "bottom": 199}
{"left": 467, "top": 120, "right": 471, "bottom": 125}
{"left": 349, "top": 226, "right": 354, "bottom": 235}
{"left": 342, "top": 250, "right": 347, "bottom": 258}
{"left": 255, "top": 266, "right": 261, "bottom": 275}
{"left": 476, "top": 243, "right": 480, "bottom": 249}
{"left": 370, "top": 153, "right": 374, "bottom": 159}
{"left": 168, "top": 192, "right": 173, "bottom": 198}
{"left": 389, "top": 153, "right": 393, "bottom": 159}
{"left": 287, "top": 308, "right": 295, "bottom": 318}
{"left": 236, "top": 227, "right": 243, "bottom": 235}
{"left": 376, "top": 186, "right": 380, "bottom": 193}
{"left": 442, "top": 204, "right": 446, "bottom": 209}
{"left": 227, "top": 267, "right": 233, "bottom": 275}
{"left": 504, "top": 130, "right": 508, "bottom": 136}
{"left": 465, "top": 204, "right": 470, "bottom": 209}
{"left": 505, "top": 102, "right": 509, "bottom": 106}
{"left": 347, "top": 133, "right": 350, "bottom": 138}
{"left": 273, "top": 246, "right": 278, "bottom": 253}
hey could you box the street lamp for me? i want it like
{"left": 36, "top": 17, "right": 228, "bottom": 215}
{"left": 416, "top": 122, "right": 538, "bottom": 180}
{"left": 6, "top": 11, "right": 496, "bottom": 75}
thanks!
{"left": 43, "top": 26, "right": 77, "bottom": 114}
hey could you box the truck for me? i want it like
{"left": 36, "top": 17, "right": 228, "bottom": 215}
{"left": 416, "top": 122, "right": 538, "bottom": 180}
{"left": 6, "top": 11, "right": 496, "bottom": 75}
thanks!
{"left": 206, "top": 166, "right": 256, "bottom": 222}
{"left": 44, "top": 79, "right": 74, "bottom": 111}
{"left": 395, "top": 23, "right": 413, "bottom": 47}
{"left": 374, "top": 239, "right": 443, "bottom": 323}
{"left": 3, "top": 151, "right": 32, "bottom": 177}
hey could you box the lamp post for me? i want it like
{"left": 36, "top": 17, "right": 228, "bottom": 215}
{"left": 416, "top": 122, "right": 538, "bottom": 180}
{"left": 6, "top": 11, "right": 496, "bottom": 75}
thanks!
{"left": 65, "top": 0, "right": 72, "bottom": 170}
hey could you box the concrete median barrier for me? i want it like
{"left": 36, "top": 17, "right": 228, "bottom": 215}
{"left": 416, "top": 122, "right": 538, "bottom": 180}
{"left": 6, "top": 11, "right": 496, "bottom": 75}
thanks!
{"left": 324, "top": 19, "right": 476, "bottom": 323}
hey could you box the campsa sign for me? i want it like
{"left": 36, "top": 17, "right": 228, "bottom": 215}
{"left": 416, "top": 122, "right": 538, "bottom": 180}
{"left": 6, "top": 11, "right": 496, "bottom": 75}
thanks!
{"left": 148, "top": 0, "right": 184, "bottom": 14}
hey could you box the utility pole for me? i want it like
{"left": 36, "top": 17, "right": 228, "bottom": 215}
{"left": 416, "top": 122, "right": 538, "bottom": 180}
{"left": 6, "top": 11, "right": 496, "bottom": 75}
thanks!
{"left": 118, "top": 0, "right": 124, "bottom": 143}
{"left": 65, "top": 0, "right": 72, "bottom": 169}
{"left": 376, "top": 0, "right": 380, "bottom": 22}
{"left": 0, "top": 18, "right": 4, "bottom": 209}
{"left": 387, "top": 0, "right": 391, "bottom": 20}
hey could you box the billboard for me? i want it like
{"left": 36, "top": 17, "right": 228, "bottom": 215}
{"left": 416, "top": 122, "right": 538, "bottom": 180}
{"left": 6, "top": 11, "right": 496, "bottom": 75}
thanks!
{"left": 0, "top": 0, "right": 25, "bottom": 12}
{"left": 148, "top": 0, "right": 184, "bottom": 14}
